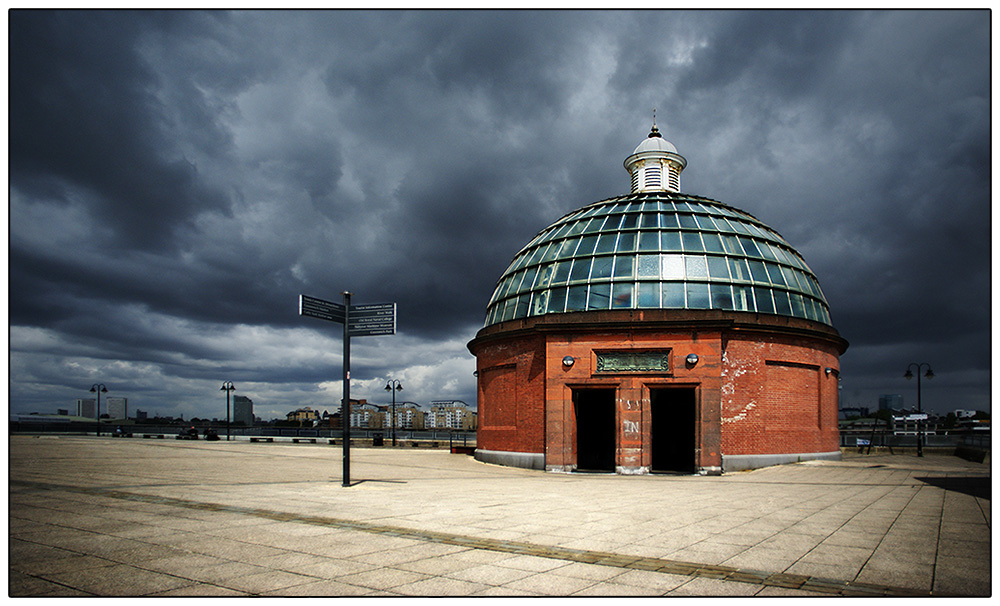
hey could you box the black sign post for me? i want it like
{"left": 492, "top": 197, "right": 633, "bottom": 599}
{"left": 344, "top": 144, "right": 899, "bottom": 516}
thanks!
{"left": 342, "top": 292, "right": 351, "bottom": 487}
{"left": 299, "top": 293, "right": 396, "bottom": 487}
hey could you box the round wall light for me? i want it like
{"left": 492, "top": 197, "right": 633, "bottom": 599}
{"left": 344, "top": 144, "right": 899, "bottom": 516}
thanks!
{"left": 562, "top": 356, "right": 575, "bottom": 368}
{"left": 685, "top": 353, "right": 699, "bottom": 366}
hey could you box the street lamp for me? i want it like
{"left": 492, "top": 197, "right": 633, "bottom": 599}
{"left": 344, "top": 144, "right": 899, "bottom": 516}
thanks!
{"left": 220, "top": 381, "right": 236, "bottom": 441}
{"left": 90, "top": 384, "right": 107, "bottom": 436}
{"left": 904, "top": 363, "right": 934, "bottom": 457}
{"left": 385, "top": 379, "right": 403, "bottom": 446}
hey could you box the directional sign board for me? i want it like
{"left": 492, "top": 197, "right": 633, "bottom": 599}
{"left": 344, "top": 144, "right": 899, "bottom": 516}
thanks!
{"left": 299, "top": 295, "right": 395, "bottom": 337}
{"left": 348, "top": 303, "right": 396, "bottom": 336}
{"left": 300, "top": 295, "right": 345, "bottom": 323}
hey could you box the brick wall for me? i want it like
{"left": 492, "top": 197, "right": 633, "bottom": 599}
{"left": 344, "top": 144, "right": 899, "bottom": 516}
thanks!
{"left": 469, "top": 310, "right": 846, "bottom": 472}
{"left": 475, "top": 334, "right": 546, "bottom": 455}
{"left": 721, "top": 332, "right": 840, "bottom": 456}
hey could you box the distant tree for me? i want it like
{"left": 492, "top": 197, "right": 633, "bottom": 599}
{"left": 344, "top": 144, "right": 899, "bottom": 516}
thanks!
{"left": 973, "top": 410, "right": 990, "bottom": 420}
{"left": 875, "top": 409, "right": 892, "bottom": 423}
{"left": 943, "top": 412, "right": 957, "bottom": 429}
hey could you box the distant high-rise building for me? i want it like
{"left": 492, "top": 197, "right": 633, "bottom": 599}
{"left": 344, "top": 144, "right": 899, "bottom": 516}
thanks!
{"left": 135, "top": 410, "right": 148, "bottom": 420}
{"left": 233, "top": 396, "right": 254, "bottom": 426}
{"left": 76, "top": 399, "right": 96, "bottom": 419}
{"left": 106, "top": 397, "right": 128, "bottom": 419}
{"left": 879, "top": 394, "right": 904, "bottom": 411}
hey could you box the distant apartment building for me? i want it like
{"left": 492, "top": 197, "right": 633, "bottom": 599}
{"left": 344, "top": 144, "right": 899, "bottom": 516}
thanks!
{"left": 879, "top": 394, "right": 903, "bottom": 411}
{"left": 76, "top": 399, "right": 96, "bottom": 419}
{"left": 427, "top": 401, "right": 477, "bottom": 430}
{"left": 233, "top": 396, "right": 254, "bottom": 425}
{"left": 286, "top": 406, "right": 321, "bottom": 425}
{"left": 106, "top": 397, "right": 128, "bottom": 419}
{"left": 348, "top": 401, "right": 381, "bottom": 428}
{"left": 135, "top": 409, "right": 148, "bottom": 420}
{"left": 391, "top": 402, "right": 425, "bottom": 430}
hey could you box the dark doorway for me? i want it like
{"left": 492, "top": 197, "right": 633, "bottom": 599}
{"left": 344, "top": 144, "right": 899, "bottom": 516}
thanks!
{"left": 574, "top": 389, "right": 616, "bottom": 472}
{"left": 650, "top": 388, "right": 696, "bottom": 473}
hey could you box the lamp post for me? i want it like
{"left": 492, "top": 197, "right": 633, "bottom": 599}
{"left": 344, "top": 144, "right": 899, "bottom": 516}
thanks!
{"left": 220, "top": 381, "right": 235, "bottom": 441}
{"left": 904, "top": 363, "right": 934, "bottom": 457}
{"left": 385, "top": 379, "right": 403, "bottom": 446}
{"left": 90, "top": 384, "right": 107, "bottom": 436}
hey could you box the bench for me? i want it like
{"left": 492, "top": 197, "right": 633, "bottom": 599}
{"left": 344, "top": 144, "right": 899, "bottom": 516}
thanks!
{"left": 142, "top": 434, "right": 165, "bottom": 439}
{"left": 292, "top": 438, "right": 317, "bottom": 444}
{"left": 249, "top": 437, "right": 274, "bottom": 443}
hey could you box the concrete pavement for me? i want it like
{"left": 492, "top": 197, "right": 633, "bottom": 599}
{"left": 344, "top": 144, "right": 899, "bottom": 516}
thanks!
{"left": 8, "top": 435, "right": 992, "bottom": 596}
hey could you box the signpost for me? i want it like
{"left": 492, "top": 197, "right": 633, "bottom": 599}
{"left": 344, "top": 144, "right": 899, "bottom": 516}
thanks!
{"left": 299, "top": 293, "right": 396, "bottom": 487}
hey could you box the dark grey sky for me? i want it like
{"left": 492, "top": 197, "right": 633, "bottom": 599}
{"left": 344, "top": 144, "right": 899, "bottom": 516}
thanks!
{"left": 9, "top": 10, "right": 991, "bottom": 420}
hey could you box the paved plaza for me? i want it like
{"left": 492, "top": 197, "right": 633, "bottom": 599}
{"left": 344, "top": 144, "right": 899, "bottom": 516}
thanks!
{"left": 8, "top": 435, "right": 992, "bottom": 597}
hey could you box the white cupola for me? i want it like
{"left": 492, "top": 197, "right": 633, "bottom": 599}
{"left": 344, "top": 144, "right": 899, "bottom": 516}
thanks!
{"left": 624, "top": 118, "right": 686, "bottom": 193}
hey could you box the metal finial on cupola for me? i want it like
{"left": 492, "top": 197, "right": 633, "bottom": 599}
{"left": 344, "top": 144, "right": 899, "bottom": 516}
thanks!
{"left": 649, "top": 109, "right": 662, "bottom": 138}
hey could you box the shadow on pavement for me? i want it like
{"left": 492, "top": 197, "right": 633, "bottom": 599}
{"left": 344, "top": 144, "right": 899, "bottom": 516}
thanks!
{"left": 915, "top": 475, "right": 990, "bottom": 499}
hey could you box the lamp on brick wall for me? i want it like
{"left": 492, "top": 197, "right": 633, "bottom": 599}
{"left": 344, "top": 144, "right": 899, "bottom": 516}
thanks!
{"left": 685, "top": 353, "right": 699, "bottom": 366}
{"left": 562, "top": 356, "right": 575, "bottom": 368}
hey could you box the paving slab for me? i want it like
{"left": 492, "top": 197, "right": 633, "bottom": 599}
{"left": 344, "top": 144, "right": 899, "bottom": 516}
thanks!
{"left": 7, "top": 436, "right": 992, "bottom": 596}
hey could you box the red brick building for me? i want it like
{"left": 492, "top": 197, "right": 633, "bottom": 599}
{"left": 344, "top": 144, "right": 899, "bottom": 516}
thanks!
{"left": 468, "top": 124, "right": 848, "bottom": 474}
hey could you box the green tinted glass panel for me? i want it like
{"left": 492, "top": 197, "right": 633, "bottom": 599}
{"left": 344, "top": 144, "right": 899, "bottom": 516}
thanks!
{"left": 552, "top": 260, "right": 572, "bottom": 284}
{"left": 577, "top": 235, "right": 598, "bottom": 256}
{"left": 773, "top": 290, "right": 791, "bottom": 315}
{"left": 612, "top": 283, "right": 633, "bottom": 309}
{"left": 617, "top": 231, "right": 636, "bottom": 252}
{"left": 549, "top": 287, "right": 568, "bottom": 313}
{"left": 588, "top": 283, "right": 611, "bottom": 310}
{"left": 613, "top": 255, "right": 635, "bottom": 279}
{"left": 637, "top": 282, "right": 659, "bottom": 307}
{"left": 518, "top": 267, "right": 537, "bottom": 293}
{"left": 753, "top": 287, "right": 775, "bottom": 314}
{"left": 682, "top": 232, "right": 704, "bottom": 252}
{"left": 739, "top": 237, "right": 761, "bottom": 257}
{"left": 707, "top": 256, "right": 729, "bottom": 279}
{"left": 638, "top": 231, "right": 660, "bottom": 251}
{"left": 764, "top": 263, "right": 785, "bottom": 286}
{"left": 662, "top": 282, "right": 685, "bottom": 307}
{"left": 710, "top": 284, "right": 734, "bottom": 310}
{"left": 748, "top": 260, "right": 769, "bottom": 283}
{"left": 661, "top": 231, "right": 682, "bottom": 251}
{"left": 569, "top": 258, "right": 592, "bottom": 282}
{"left": 566, "top": 285, "right": 588, "bottom": 311}
{"left": 596, "top": 233, "right": 617, "bottom": 254}
{"left": 686, "top": 283, "right": 710, "bottom": 308}
{"left": 591, "top": 256, "right": 613, "bottom": 279}
{"left": 702, "top": 232, "right": 725, "bottom": 253}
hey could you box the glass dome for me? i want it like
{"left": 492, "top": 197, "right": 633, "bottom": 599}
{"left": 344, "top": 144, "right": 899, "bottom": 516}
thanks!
{"left": 484, "top": 190, "right": 832, "bottom": 327}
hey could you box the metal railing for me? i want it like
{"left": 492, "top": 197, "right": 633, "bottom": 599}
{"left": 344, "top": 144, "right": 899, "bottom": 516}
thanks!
{"left": 9, "top": 421, "right": 476, "bottom": 445}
